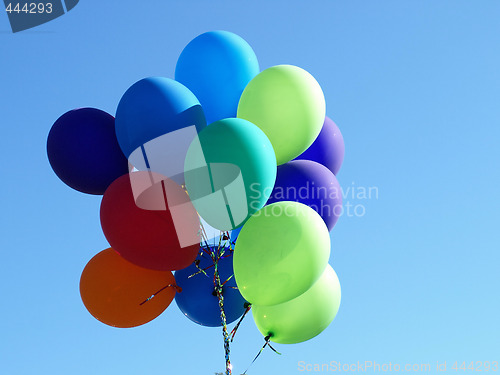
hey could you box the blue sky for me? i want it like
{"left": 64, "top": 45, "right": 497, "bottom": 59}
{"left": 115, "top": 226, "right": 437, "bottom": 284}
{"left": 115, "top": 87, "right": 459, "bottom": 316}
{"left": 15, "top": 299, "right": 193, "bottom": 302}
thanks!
{"left": 1, "top": 1, "right": 499, "bottom": 374}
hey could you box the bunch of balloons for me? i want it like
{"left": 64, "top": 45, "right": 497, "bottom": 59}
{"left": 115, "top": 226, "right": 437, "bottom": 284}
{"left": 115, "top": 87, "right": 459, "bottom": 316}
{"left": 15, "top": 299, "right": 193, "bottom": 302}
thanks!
{"left": 47, "top": 30, "right": 345, "bottom": 371}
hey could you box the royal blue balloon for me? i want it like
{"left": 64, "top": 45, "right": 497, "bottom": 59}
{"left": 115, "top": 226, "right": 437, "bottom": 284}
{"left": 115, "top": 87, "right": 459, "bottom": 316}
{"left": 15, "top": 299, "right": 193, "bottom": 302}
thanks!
{"left": 230, "top": 227, "right": 242, "bottom": 245}
{"left": 115, "top": 77, "right": 206, "bottom": 158}
{"left": 174, "top": 251, "right": 247, "bottom": 327}
{"left": 294, "top": 116, "right": 345, "bottom": 175}
{"left": 175, "top": 31, "right": 259, "bottom": 124}
{"left": 47, "top": 108, "right": 129, "bottom": 195}
{"left": 267, "top": 160, "right": 342, "bottom": 231}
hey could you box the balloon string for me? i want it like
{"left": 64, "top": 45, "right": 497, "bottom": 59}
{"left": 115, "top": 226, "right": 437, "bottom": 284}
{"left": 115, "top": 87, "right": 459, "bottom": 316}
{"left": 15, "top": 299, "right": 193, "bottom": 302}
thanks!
{"left": 188, "top": 259, "right": 210, "bottom": 279}
{"left": 199, "top": 224, "right": 232, "bottom": 375}
{"left": 221, "top": 274, "right": 234, "bottom": 286}
{"left": 187, "top": 253, "right": 233, "bottom": 279}
{"left": 199, "top": 224, "right": 214, "bottom": 254}
{"left": 139, "top": 284, "right": 181, "bottom": 305}
{"left": 211, "top": 237, "right": 232, "bottom": 375}
{"left": 267, "top": 341, "right": 281, "bottom": 355}
{"left": 229, "top": 303, "right": 251, "bottom": 342}
{"left": 243, "top": 334, "right": 281, "bottom": 374}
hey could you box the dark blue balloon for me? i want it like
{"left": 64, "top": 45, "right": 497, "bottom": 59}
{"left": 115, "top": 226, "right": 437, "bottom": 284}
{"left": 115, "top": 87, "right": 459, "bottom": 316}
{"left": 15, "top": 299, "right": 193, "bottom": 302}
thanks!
{"left": 294, "top": 116, "right": 345, "bottom": 175}
{"left": 267, "top": 160, "right": 342, "bottom": 231}
{"left": 47, "top": 108, "right": 129, "bottom": 195}
{"left": 175, "top": 31, "right": 259, "bottom": 124}
{"left": 174, "top": 250, "right": 247, "bottom": 327}
{"left": 115, "top": 77, "right": 206, "bottom": 158}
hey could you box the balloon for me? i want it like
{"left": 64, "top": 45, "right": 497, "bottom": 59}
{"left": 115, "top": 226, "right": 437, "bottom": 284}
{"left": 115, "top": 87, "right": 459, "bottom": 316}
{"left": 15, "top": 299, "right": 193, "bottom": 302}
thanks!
{"left": 267, "top": 160, "right": 342, "bottom": 231}
{"left": 80, "top": 248, "right": 177, "bottom": 328}
{"left": 174, "top": 251, "right": 247, "bottom": 327}
{"left": 176, "top": 30, "right": 259, "bottom": 124}
{"left": 230, "top": 227, "right": 242, "bottom": 245}
{"left": 47, "top": 108, "right": 129, "bottom": 195}
{"left": 115, "top": 77, "right": 206, "bottom": 158}
{"left": 252, "top": 264, "right": 341, "bottom": 344}
{"left": 184, "top": 118, "right": 277, "bottom": 231}
{"left": 100, "top": 172, "right": 200, "bottom": 271}
{"left": 294, "top": 116, "right": 345, "bottom": 175}
{"left": 234, "top": 201, "right": 330, "bottom": 306}
{"left": 237, "top": 65, "right": 325, "bottom": 165}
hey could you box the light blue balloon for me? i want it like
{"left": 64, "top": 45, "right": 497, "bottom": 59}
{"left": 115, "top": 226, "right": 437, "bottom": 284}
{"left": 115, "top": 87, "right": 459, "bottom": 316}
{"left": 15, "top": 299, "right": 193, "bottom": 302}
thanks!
{"left": 115, "top": 77, "right": 206, "bottom": 158}
{"left": 175, "top": 31, "right": 259, "bottom": 125}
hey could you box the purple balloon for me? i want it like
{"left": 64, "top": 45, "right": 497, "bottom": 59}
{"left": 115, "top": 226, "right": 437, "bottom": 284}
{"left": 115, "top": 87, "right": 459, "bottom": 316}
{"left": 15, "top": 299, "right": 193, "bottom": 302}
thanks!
{"left": 267, "top": 160, "right": 342, "bottom": 231}
{"left": 294, "top": 116, "right": 344, "bottom": 175}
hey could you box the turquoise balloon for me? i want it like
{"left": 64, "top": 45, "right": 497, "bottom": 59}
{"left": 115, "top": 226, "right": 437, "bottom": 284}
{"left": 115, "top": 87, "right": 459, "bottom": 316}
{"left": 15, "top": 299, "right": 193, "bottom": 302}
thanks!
{"left": 252, "top": 265, "right": 341, "bottom": 344}
{"left": 184, "top": 118, "right": 276, "bottom": 231}
{"left": 176, "top": 31, "right": 259, "bottom": 124}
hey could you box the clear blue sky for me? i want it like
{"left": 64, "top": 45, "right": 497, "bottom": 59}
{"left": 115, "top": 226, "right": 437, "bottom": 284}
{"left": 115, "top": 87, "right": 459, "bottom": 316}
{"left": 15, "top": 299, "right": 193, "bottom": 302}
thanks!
{"left": 1, "top": 1, "right": 499, "bottom": 374}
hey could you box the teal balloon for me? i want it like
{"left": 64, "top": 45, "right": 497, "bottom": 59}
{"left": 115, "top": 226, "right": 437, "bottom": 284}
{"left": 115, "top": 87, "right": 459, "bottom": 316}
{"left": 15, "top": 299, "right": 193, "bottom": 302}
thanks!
{"left": 175, "top": 31, "right": 259, "bottom": 124}
{"left": 252, "top": 264, "right": 341, "bottom": 344}
{"left": 184, "top": 118, "right": 276, "bottom": 231}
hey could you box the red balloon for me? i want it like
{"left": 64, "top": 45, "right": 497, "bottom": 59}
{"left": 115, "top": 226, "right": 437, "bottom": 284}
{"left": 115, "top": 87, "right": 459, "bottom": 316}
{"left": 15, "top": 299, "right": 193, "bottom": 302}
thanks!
{"left": 100, "top": 172, "right": 200, "bottom": 271}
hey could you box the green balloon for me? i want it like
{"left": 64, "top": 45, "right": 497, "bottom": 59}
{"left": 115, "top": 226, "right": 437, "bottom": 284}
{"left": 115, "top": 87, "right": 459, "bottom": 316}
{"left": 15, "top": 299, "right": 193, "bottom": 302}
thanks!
{"left": 184, "top": 118, "right": 276, "bottom": 231}
{"left": 234, "top": 201, "right": 330, "bottom": 306}
{"left": 237, "top": 65, "right": 325, "bottom": 165}
{"left": 252, "top": 264, "right": 341, "bottom": 344}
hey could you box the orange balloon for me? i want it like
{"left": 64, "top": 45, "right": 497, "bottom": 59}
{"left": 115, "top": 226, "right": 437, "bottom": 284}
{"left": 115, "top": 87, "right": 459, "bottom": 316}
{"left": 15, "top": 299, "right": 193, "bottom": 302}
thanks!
{"left": 80, "top": 248, "right": 177, "bottom": 328}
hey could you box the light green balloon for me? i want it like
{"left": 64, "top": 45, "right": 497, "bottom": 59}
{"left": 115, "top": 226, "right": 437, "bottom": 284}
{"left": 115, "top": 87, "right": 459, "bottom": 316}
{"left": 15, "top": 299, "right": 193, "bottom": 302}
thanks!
{"left": 237, "top": 64, "right": 325, "bottom": 165}
{"left": 234, "top": 201, "right": 330, "bottom": 306}
{"left": 252, "top": 264, "right": 341, "bottom": 344}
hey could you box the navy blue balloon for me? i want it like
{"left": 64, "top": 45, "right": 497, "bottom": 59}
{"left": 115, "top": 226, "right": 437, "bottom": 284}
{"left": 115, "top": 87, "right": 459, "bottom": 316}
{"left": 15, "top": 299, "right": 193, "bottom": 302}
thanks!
{"left": 47, "top": 108, "right": 129, "bottom": 195}
{"left": 294, "top": 116, "right": 345, "bottom": 175}
{"left": 174, "top": 251, "right": 247, "bottom": 327}
{"left": 267, "top": 160, "right": 342, "bottom": 231}
{"left": 175, "top": 31, "right": 259, "bottom": 124}
{"left": 115, "top": 77, "right": 206, "bottom": 158}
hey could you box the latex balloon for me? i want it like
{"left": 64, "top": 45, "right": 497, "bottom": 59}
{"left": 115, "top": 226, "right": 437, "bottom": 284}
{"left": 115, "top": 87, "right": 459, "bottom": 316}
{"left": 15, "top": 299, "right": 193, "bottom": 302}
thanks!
{"left": 115, "top": 77, "right": 206, "bottom": 158}
{"left": 80, "top": 248, "right": 177, "bottom": 328}
{"left": 184, "top": 118, "right": 277, "bottom": 231}
{"left": 174, "top": 251, "right": 247, "bottom": 327}
{"left": 47, "top": 108, "right": 129, "bottom": 195}
{"left": 294, "top": 116, "right": 345, "bottom": 175}
{"left": 237, "top": 65, "right": 325, "bottom": 165}
{"left": 234, "top": 201, "right": 330, "bottom": 306}
{"left": 176, "top": 30, "right": 259, "bottom": 124}
{"left": 252, "top": 264, "right": 341, "bottom": 344}
{"left": 100, "top": 172, "right": 200, "bottom": 271}
{"left": 230, "top": 227, "right": 242, "bottom": 245}
{"left": 267, "top": 160, "right": 342, "bottom": 231}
